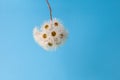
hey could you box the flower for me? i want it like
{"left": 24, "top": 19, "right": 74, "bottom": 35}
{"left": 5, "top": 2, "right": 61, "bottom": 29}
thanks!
{"left": 33, "top": 18, "right": 68, "bottom": 51}
{"left": 40, "top": 21, "right": 51, "bottom": 31}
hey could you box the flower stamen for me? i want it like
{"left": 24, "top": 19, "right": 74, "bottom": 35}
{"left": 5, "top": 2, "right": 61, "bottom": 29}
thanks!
{"left": 51, "top": 31, "right": 56, "bottom": 36}
{"left": 54, "top": 22, "right": 58, "bottom": 26}
{"left": 48, "top": 42, "right": 53, "bottom": 46}
{"left": 42, "top": 34, "right": 47, "bottom": 38}
{"left": 60, "top": 34, "right": 64, "bottom": 38}
{"left": 45, "top": 25, "right": 49, "bottom": 29}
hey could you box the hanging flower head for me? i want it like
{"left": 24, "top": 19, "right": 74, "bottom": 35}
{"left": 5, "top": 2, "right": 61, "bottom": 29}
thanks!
{"left": 33, "top": 0, "right": 68, "bottom": 51}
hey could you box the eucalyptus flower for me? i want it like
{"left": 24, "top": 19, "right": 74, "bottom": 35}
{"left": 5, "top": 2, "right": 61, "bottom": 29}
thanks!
{"left": 33, "top": 0, "right": 68, "bottom": 51}
{"left": 33, "top": 18, "right": 68, "bottom": 51}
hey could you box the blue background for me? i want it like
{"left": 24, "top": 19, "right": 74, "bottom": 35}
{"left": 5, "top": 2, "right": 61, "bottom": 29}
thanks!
{"left": 0, "top": 0, "right": 120, "bottom": 80}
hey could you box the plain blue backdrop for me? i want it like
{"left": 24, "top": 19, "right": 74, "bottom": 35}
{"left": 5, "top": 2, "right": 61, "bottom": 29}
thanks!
{"left": 0, "top": 0, "right": 120, "bottom": 80}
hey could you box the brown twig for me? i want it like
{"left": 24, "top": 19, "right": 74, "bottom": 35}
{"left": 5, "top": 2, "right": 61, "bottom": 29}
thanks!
{"left": 46, "top": 0, "right": 52, "bottom": 21}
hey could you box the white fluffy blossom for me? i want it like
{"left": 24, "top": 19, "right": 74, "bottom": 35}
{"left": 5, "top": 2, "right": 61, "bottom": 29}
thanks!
{"left": 33, "top": 18, "right": 68, "bottom": 51}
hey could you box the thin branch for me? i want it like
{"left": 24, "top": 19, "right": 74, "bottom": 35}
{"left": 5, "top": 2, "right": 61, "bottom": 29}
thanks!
{"left": 46, "top": 0, "right": 52, "bottom": 21}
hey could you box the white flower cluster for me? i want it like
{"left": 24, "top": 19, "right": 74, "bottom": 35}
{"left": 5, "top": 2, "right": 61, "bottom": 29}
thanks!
{"left": 33, "top": 18, "right": 68, "bottom": 51}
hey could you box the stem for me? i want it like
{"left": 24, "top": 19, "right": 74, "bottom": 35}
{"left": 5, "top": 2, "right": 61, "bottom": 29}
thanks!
{"left": 46, "top": 0, "right": 52, "bottom": 21}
